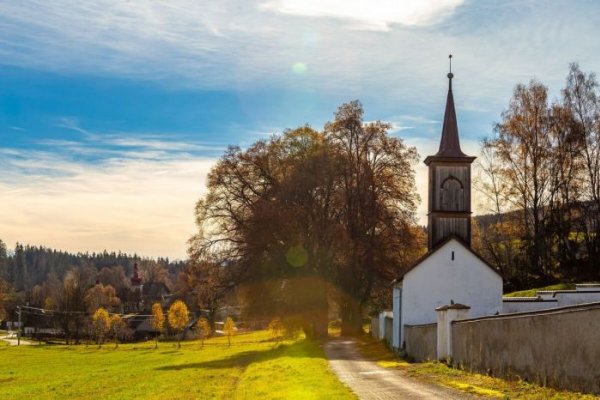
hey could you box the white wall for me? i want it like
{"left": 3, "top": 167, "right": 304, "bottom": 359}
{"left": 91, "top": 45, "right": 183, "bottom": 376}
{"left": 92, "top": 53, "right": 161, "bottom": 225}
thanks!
{"left": 379, "top": 310, "right": 392, "bottom": 340}
{"left": 502, "top": 299, "right": 558, "bottom": 314}
{"left": 392, "top": 287, "right": 401, "bottom": 348}
{"left": 555, "top": 292, "right": 600, "bottom": 307}
{"left": 399, "top": 239, "right": 502, "bottom": 347}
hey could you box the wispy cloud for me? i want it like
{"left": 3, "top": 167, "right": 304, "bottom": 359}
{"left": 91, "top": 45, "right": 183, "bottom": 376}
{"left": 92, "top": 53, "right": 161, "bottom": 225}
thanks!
{"left": 0, "top": 0, "right": 596, "bottom": 105}
{"left": 1, "top": 117, "right": 226, "bottom": 258}
{"left": 260, "top": 0, "right": 465, "bottom": 30}
{"left": 0, "top": 148, "right": 215, "bottom": 259}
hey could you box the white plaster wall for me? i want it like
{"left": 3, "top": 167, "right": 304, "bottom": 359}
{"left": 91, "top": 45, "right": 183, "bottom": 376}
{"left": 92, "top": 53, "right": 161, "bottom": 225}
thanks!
{"left": 555, "top": 292, "right": 600, "bottom": 307}
{"left": 502, "top": 300, "right": 558, "bottom": 314}
{"left": 379, "top": 310, "right": 392, "bottom": 340}
{"left": 392, "top": 286, "right": 401, "bottom": 348}
{"left": 399, "top": 239, "right": 502, "bottom": 346}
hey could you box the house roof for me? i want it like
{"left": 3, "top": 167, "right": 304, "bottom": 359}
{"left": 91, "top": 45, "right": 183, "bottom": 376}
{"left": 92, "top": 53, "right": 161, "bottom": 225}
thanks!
{"left": 394, "top": 235, "right": 503, "bottom": 282}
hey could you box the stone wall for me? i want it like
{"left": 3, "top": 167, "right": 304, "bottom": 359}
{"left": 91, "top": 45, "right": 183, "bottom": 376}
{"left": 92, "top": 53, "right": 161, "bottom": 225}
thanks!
{"left": 404, "top": 323, "right": 437, "bottom": 362}
{"left": 452, "top": 302, "right": 600, "bottom": 394}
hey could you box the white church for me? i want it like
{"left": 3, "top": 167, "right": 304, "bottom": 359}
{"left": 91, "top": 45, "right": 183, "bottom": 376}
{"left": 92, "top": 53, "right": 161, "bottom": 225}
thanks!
{"left": 383, "top": 66, "right": 600, "bottom": 353}
{"left": 391, "top": 68, "right": 503, "bottom": 350}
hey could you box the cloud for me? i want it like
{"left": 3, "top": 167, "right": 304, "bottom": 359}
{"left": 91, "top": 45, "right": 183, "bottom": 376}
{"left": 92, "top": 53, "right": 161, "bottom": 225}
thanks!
{"left": 260, "top": 0, "right": 465, "bottom": 30}
{"left": 0, "top": 148, "right": 215, "bottom": 259}
{"left": 0, "top": 0, "right": 597, "bottom": 107}
{"left": 0, "top": 120, "right": 225, "bottom": 259}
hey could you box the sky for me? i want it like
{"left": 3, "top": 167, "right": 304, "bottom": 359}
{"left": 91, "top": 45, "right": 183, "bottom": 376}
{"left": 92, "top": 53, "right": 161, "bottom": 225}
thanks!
{"left": 1, "top": 0, "right": 600, "bottom": 259}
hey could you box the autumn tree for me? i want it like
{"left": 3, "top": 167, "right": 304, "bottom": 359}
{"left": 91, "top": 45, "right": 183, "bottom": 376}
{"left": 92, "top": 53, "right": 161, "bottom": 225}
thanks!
{"left": 223, "top": 317, "right": 235, "bottom": 347}
{"left": 475, "top": 63, "right": 600, "bottom": 286}
{"left": 60, "top": 267, "right": 95, "bottom": 344}
{"left": 325, "top": 101, "right": 420, "bottom": 334}
{"left": 85, "top": 283, "right": 121, "bottom": 314}
{"left": 110, "top": 314, "right": 126, "bottom": 348}
{"left": 189, "top": 127, "right": 342, "bottom": 338}
{"left": 482, "top": 81, "right": 557, "bottom": 283}
{"left": 197, "top": 317, "right": 211, "bottom": 348}
{"left": 140, "top": 261, "right": 172, "bottom": 287}
{"left": 168, "top": 300, "right": 189, "bottom": 348}
{"left": 563, "top": 63, "right": 600, "bottom": 274}
{"left": 92, "top": 307, "right": 110, "bottom": 348}
{"left": 151, "top": 302, "right": 165, "bottom": 349}
{"left": 182, "top": 256, "right": 233, "bottom": 332}
{"left": 189, "top": 104, "right": 421, "bottom": 338}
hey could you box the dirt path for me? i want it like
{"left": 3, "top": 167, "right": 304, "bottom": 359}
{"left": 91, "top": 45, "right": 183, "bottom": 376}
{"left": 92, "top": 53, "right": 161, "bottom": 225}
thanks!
{"left": 324, "top": 338, "right": 474, "bottom": 400}
{"left": 0, "top": 332, "right": 32, "bottom": 346}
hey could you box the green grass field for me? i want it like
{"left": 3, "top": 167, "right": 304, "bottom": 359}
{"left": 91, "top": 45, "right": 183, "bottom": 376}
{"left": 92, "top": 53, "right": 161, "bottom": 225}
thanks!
{"left": 504, "top": 283, "right": 576, "bottom": 297}
{"left": 0, "top": 331, "right": 356, "bottom": 400}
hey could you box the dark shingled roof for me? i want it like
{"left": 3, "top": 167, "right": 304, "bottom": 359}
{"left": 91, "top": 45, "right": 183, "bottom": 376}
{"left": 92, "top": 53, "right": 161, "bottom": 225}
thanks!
{"left": 424, "top": 73, "right": 476, "bottom": 165}
{"left": 436, "top": 74, "right": 467, "bottom": 157}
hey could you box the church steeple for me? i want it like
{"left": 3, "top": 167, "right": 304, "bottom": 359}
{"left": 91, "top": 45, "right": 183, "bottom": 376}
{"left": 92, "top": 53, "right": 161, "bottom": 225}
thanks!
{"left": 425, "top": 55, "right": 470, "bottom": 162}
{"left": 424, "top": 56, "right": 476, "bottom": 250}
{"left": 435, "top": 66, "right": 468, "bottom": 157}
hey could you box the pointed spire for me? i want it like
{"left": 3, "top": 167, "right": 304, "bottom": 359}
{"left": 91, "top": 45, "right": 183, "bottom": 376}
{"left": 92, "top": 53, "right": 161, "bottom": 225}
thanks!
{"left": 435, "top": 54, "right": 467, "bottom": 157}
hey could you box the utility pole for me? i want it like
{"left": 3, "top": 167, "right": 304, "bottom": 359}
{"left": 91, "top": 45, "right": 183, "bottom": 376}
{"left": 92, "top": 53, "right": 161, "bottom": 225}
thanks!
{"left": 17, "top": 305, "right": 21, "bottom": 346}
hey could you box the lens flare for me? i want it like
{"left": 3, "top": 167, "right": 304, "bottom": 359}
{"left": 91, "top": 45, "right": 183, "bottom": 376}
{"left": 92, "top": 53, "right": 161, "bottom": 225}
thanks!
{"left": 291, "top": 62, "right": 308, "bottom": 74}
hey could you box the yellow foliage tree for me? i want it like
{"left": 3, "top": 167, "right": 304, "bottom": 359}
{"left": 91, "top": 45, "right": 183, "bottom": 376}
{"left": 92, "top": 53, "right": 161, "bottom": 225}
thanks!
{"left": 223, "top": 317, "right": 235, "bottom": 347}
{"left": 92, "top": 307, "right": 110, "bottom": 348}
{"left": 168, "top": 300, "right": 189, "bottom": 348}
{"left": 151, "top": 303, "right": 165, "bottom": 349}
{"left": 197, "top": 317, "right": 211, "bottom": 348}
{"left": 110, "top": 314, "right": 126, "bottom": 348}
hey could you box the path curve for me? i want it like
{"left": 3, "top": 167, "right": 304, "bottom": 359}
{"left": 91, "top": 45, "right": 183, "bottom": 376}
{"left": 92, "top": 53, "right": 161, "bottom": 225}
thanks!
{"left": 0, "top": 332, "right": 32, "bottom": 346}
{"left": 324, "top": 338, "right": 474, "bottom": 400}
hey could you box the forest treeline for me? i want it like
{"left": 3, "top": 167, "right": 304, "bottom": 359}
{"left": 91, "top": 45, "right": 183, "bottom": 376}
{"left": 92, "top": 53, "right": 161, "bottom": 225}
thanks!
{"left": 0, "top": 239, "right": 185, "bottom": 327}
{"left": 474, "top": 63, "right": 600, "bottom": 290}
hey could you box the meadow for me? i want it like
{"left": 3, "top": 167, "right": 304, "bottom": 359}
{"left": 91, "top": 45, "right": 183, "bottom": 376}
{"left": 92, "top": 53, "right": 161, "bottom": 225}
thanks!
{"left": 0, "top": 331, "right": 356, "bottom": 400}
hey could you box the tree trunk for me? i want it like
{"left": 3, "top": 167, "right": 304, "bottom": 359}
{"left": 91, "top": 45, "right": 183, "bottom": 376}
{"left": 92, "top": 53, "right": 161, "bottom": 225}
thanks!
{"left": 340, "top": 300, "right": 362, "bottom": 336}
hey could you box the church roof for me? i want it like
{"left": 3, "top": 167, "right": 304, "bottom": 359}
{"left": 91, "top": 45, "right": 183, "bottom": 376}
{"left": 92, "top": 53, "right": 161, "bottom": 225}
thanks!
{"left": 424, "top": 68, "right": 476, "bottom": 165}
{"left": 393, "top": 235, "right": 503, "bottom": 282}
{"left": 436, "top": 73, "right": 466, "bottom": 157}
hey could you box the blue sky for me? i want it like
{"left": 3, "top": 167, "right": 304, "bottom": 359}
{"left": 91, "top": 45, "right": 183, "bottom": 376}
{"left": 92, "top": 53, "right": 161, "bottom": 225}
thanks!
{"left": 1, "top": 0, "right": 599, "bottom": 259}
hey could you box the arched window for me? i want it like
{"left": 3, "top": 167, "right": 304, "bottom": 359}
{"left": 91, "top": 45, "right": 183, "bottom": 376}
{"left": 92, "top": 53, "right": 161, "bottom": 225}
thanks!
{"left": 440, "top": 176, "right": 464, "bottom": 211}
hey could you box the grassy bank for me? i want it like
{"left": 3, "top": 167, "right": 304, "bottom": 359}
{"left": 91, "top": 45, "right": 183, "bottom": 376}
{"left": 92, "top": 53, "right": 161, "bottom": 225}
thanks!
{"left": 504, "top": 283, "right": 575, "bottom": 297}
{"left": 0, "top": 331, "right": 355, "bottom": 400}
{"left": 357, "top": 336, "right": 598, "bottom": 399}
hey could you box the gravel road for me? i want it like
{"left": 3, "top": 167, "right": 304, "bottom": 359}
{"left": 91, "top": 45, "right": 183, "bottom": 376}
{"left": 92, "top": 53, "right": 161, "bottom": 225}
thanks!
{"left": 324, "top": 338, "right": 475, "bottom": 400}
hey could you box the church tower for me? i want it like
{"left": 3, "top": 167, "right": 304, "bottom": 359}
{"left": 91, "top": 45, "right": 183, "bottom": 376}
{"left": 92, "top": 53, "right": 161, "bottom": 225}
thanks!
{"left": 424, "top": 57, "right": 476, "bottom": 250}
